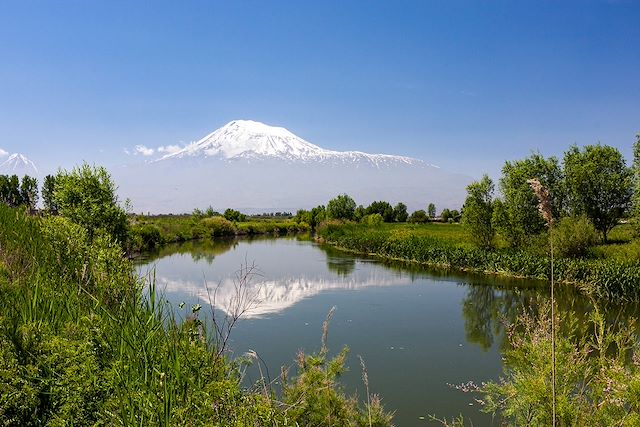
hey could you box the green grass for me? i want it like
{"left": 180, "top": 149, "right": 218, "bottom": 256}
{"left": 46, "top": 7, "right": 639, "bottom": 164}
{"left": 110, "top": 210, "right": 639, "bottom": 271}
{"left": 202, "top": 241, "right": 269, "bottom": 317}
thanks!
{"left": 317, "top": 221, "right": 640, "bottom": 301}
{"left": 129, "top": 214, "right": 310, "bottom": 252}
{"left": 0, "top": 206, "right": 391, "bottom": 426}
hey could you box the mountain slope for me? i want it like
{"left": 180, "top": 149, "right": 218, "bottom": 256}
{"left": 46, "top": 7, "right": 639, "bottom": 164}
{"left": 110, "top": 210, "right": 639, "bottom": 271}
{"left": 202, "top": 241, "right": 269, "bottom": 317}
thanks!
{"left": 158, "top": 120, "right": 421, "bottom": 167}
{"left": 0, "top": 153, "right": 39, "bottom": 175}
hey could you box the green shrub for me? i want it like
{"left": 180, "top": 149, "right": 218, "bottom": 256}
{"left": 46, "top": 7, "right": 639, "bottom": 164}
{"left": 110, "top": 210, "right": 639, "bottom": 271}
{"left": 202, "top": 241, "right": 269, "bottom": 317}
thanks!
{"left": 362, "top": 213, "right": 383, "bottom": 226}
{"left": 201, "top": 216, "right": 236, "bottom": 237}
{"left": 552, "top": 215, "right": 597, "bottom": 258}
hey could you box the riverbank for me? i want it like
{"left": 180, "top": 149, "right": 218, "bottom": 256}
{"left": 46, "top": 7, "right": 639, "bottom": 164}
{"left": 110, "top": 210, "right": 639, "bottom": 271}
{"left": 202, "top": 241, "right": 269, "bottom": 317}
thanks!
{"left": 129, "top": 213, "right": 310, "bottom": 252}
{"left": 316, "top": 221, "right": 640, "bottom": 301}
{"left": 0, "top": 206, "right": 391, "bottom": 426}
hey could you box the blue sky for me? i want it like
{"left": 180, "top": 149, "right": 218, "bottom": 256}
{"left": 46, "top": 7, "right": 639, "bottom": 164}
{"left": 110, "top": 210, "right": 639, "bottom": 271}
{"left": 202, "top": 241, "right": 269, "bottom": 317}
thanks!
{"left": 1, "top": 0, "right": 639, "bottom": 178}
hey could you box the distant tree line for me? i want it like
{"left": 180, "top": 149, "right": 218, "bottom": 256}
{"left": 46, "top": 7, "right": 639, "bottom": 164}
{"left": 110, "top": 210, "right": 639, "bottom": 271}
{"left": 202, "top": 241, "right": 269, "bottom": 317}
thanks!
{"left": 462, "top": 138, "right": 640, "bottom": 252}
{"left": 0, "top": 174, "right": 38, "bottom": 211}
{"left": 292, "top": 194, "right": 461, "bottom": 228}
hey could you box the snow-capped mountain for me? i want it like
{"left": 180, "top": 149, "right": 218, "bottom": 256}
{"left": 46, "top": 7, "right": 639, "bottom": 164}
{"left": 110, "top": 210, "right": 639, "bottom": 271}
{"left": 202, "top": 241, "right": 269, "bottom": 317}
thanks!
{"left": 0, "top": 153, "right": 39, "bottom": 176}
{"left": 116, "top": 120, "right": 472, "bottom": 214}
{"left": 158, "top": 120, "right": 421, "bottom": 167}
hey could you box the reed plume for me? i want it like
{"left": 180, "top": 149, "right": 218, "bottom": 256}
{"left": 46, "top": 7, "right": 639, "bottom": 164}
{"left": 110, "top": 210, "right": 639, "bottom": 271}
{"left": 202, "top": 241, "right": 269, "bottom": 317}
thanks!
{"left": 527, "top": 178, "right": 556, "bottom": 427}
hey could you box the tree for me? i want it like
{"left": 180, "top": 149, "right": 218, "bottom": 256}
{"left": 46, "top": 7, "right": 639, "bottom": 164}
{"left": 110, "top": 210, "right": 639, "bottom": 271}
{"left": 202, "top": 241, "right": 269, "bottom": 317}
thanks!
{"left": 427, "top": 203, "right": 436, "bottom": 219}
{"left": 462, "top": 175, "right": 496, "bottom": 250}
{"left": 563, "top": 144, "right": 632, "bottom": 242}
{"left": 3, "top": 175, "right": 22, "bottom": 207}
{"left": 42, "top": 174, "right": 59, "bottom": 214}
{"left": 326, "top": 194, "right": 356, "bottom": 221}
{"left": 498, "top": 153, "right": 564, "bottom": 248}
{"left": 224, "top": 208, "right": 246, "bottom": 222}
{"left": 54, "top": 163, "right": 129, "bottom": 244}
{"left": 354, "top": 205, "right": 366, "bottom": 222}
{"left": 393, "top": 202, "right": 408, "bottom": 222}
{"left": 440, "top": 208, "right": 452, "bottom": 222}
{"left": 20, "top": 175, "right": 38, "bottom": 211}
{"left": 408, "top": 209, "right": 429, "bottom": 223}
{"left": 450, "top": 209, "right": 461, "bottom": 222}
{"left": 365, "top": 200, "right": 394, "bottom": 222}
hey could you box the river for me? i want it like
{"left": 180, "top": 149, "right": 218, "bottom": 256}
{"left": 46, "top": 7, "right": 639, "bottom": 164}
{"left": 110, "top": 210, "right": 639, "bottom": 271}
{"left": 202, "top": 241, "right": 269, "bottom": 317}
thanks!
{"left": 135, "top": 235, "right": 636, "bottom": 426}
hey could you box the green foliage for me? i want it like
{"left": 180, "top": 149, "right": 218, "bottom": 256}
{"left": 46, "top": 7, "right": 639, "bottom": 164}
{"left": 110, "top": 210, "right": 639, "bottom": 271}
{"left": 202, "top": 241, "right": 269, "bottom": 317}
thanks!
{"left": 317, "top": 221, "right": 640, "bottom": 301}
{"left": 362, "top": 213, "right": 384, "bottom": 226}
{"left": 19, "top": 175, "right": 38, "bottom": 211}
{"left": 0, "top": 174, "right": 38, "bottom": 209}
{"left": 408, "top": 209, "right": 429, "bottom": 223}
{"left": 393, "top": 202, "right": 408, "bottom": 222}
{"left": 294, "top": 205, "right": 326, "bottom": 230}
{"left": 42, "top": 174, "right": 58, "bottom": 214}
{"left": 498, "top": 153, "right": 563, "bottom": 248}
{"left": 327, "top": 194, "right": 356, "bottom": 221}
{"left": 552, "top": 215, "right": 597, "bottom": 258}
{"left": 0, "top": 204, "right": 383, "bottom": 426}
{"left": 477, "top": 306, "right": 640, "bottom": 425}
{"left": 223, "top": 208, "right": 246, "bottom": 222}
{"left": 282, "top": 311, "right": 393, "bottom": 427}
{"left": 427, "top": 203, "right": 436, "bottom": 218}
{"left": 202, "top": 216, "right": 236, "bottom": 236}
{"left": 365, "top": 200, "right": 394, "bottom": 222}
{"left": 440, "top": 208, "right": 452, "bottom": 222}
{"left": 54, "top": 163, "right": 129, "bottom": 244}
{"left": 462, "top": 175, "right": 496, "bottom": 250}
{"left": 564, "top": 144, "right": 633, "bottom": 242}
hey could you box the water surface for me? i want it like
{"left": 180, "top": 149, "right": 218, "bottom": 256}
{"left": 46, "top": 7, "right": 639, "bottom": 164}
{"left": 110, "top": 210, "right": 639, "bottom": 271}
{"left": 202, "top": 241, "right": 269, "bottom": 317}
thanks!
{"left": 136, "top": 236, "right": 634, "bottom": 426}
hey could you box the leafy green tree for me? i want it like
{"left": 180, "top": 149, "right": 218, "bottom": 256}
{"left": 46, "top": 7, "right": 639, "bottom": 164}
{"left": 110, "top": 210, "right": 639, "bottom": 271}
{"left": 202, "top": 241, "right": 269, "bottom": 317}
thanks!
{"left": 393, "top": 202, "right": 408, "bottom": 222}
{"left": 427, "top": 203, "right": 436, "bottom": 219}
{"left": 2, "top": 175, "right": 22, "bottom": 207}
{"left": 564, "top": 144, "right": 633, "bottom": 242}
{"left": 42, "top": 174, "right": 59, "bottom": 214}
{"left": 440, "top": 208, "right": 452, "bottom": 222}
{"left": 408, "top": 209, "right": 429, "bottom": 223}
{"left": 19, "top": 175, "right": 38, "bottom": 211}
{"left": 365, "top": 200, "right": 394, "bottom": 222}
{"left": 354, "top": 204, "right": 366, "bottom": 222}
{"left": 223, "top": 208, "right": 246, "bottom": 222}
{"left": 450, "top": 209, "right": 461, "bottom": 222}
{"left": 0, "top": 175, "right": 9, "bottom": 206}
{"left": 462, "top": 175, "right": 496, "bottom": 250}
{"left": 327, "top": 194, "right": 356, "bottom": 221}
{"left": 498, "top": 153, "right": 564, "bottom": 248}
{"left": 54, "top": 163, "right": 129, "bottom": 244}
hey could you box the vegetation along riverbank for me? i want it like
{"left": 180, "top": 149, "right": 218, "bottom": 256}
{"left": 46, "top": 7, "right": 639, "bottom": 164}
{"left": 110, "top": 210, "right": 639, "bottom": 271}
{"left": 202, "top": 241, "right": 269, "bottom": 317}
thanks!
{"left": 0, "top": 165, "right": 392, "bottom": 426}
{"left": 316, "top": 140, "right": 640, "bottom": 302}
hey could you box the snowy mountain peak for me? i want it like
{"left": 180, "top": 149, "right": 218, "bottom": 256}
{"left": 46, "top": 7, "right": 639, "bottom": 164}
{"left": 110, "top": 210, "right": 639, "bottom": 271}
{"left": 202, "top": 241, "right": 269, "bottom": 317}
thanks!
{"left": 0, "top": 153, "right": 39, "bottom": 175}
{"left": 157, "top": 120, "right": 422, "bottom": 166}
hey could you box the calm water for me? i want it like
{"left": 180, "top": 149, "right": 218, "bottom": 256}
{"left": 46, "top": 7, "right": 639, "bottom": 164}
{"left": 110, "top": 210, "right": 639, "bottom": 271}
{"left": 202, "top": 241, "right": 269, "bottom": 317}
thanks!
{"left": 135, "top": 236, "right": 635, "bottom": 426}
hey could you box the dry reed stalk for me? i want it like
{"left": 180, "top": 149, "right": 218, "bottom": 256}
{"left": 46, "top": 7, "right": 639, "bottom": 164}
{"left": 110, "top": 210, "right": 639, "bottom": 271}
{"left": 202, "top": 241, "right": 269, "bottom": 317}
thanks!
{"left": 527, "top": 178, "right": 556, "bottom": 427}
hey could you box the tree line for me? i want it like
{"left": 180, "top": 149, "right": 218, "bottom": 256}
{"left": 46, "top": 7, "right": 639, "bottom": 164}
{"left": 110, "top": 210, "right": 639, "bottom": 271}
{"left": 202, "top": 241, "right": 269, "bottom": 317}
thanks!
{"left": 463, "top": 138, "right": 640, "bottom": 251}
{"left": 293, "top": 195, "right": 462, "bottom": 228}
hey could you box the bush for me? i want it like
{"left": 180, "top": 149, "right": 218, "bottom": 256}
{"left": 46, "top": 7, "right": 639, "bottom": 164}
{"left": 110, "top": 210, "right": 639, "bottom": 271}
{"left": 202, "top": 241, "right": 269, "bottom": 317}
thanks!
{"left": 361, "top": 213, "right": 383, "bottom": 226}
{"left": 201, "top": 216, "right": 236, "bottom": 237}
{"left": 552, "top": 215, "right": 597, "bottom": 258}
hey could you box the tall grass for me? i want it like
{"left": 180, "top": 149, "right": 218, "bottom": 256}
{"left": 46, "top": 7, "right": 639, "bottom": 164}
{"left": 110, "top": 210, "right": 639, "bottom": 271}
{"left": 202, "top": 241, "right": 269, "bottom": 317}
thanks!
{"left": 0, "top": 205, "right": 392, "bottom": 426}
